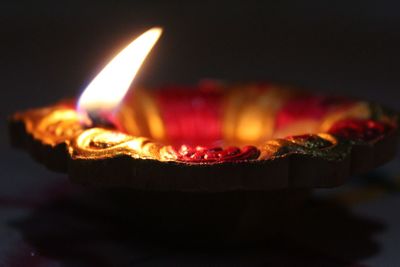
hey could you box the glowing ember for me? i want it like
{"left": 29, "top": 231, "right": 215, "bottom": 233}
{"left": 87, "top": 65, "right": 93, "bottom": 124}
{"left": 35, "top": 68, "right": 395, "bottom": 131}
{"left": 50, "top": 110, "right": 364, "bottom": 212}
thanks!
{"left": 77, "top": 27, "right": 162, "bottom": 124}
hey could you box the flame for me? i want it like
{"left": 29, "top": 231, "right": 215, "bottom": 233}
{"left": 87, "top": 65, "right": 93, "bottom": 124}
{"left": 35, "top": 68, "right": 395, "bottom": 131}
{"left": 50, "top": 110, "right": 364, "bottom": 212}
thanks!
{"left": 77, "top": 27, "right": 162, "bottom": 120}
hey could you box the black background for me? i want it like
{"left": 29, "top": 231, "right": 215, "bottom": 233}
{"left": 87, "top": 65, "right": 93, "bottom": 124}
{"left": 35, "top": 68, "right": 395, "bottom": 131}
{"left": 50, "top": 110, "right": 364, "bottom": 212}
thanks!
{"left": 2, "top": 0, "right": 400, "bottom": 113}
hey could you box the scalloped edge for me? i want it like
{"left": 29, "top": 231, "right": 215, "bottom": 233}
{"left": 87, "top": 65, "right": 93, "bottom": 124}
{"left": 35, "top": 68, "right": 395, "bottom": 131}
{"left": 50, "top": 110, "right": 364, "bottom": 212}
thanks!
{"left": 9, "top": 115, "right": 398, "bottom": 192}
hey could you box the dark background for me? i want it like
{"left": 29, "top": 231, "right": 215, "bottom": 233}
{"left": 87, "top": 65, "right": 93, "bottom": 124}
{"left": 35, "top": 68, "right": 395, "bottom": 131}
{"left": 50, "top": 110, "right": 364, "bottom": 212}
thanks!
{"left": 2, "top": 0, "right": 400, "bottom": 111}
{"left": 1, "top": 1, "right": 400, "bottom": 266}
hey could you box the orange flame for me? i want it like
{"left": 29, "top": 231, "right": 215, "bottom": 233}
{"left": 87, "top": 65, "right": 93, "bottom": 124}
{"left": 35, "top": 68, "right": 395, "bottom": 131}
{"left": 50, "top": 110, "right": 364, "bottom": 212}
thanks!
{"left": 77, "top": 27, "right": 162, "bottom": 120}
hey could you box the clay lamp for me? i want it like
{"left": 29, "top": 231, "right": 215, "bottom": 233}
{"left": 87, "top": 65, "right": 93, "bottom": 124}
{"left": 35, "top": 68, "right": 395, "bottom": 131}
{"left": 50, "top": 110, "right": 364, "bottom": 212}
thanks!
{"left": 9, "top": 28, "right": 399, "bottom": 242}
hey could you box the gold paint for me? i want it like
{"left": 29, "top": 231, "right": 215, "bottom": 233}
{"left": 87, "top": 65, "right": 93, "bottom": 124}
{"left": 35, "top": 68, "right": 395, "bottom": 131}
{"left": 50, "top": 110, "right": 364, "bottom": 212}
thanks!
{"left": 12, "top": 86, "right": 389, "bottom": 164}
{"left": 317, "top": 133, "right": 338, "bottom": 145}
{"left": 70, "top": 127, "right": 174, "bottom": 161}
{"left": 14, "top": 104, "right": 83, "bottom": 146}
{"left": 258, "top": 139, "right": 291, "bottom": 159}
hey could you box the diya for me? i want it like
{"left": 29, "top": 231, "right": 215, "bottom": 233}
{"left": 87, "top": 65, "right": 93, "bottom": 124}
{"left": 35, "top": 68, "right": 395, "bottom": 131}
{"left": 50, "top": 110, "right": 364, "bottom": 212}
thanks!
{"left": 8, "top": 28, "right": 399, "bottom": 242}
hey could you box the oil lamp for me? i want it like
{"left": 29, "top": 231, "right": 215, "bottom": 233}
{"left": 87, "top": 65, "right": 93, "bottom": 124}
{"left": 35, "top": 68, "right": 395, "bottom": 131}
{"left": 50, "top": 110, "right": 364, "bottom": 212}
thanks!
{"left": 8, "top": 27, "right": 399, "bottom": 242}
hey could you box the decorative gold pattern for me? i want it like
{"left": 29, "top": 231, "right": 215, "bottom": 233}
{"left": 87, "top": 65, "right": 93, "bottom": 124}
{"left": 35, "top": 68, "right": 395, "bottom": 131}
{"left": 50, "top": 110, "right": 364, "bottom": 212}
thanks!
{"left": 11, "top": 86, "right": 398, "bottom": 164}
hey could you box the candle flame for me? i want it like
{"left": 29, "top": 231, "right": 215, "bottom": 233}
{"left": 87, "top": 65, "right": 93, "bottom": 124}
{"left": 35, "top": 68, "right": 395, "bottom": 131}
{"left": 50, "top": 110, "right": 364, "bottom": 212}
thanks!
{"left": 77, "top": 27, "right": 162, "bottom": 120}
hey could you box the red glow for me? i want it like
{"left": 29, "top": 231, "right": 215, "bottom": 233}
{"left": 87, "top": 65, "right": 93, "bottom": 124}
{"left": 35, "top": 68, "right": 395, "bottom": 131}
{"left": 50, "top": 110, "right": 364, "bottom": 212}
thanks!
{"left": 275, "top": 95, "right": 353, "bottom": 130}
{"left": 156, "top": 86, "right": 223, "bottom": 146}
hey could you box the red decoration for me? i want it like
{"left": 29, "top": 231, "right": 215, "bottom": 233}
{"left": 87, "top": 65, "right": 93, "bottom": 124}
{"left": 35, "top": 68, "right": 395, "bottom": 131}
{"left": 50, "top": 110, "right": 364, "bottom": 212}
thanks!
{"left": 329, "top": 119, "right": 393, "bottom": 142}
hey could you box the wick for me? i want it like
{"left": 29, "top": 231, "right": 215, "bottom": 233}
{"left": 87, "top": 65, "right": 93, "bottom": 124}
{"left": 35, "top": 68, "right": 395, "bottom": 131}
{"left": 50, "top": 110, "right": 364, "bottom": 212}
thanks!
{"left": 85, "top": 110, "right": 118, "bottom": 129}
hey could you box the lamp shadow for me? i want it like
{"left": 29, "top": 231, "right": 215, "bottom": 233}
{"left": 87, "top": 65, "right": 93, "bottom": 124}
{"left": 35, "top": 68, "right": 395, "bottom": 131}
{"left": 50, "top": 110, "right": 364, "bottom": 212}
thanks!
{"left": 11, "top": 187, "right": 384, "bottom": 266}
